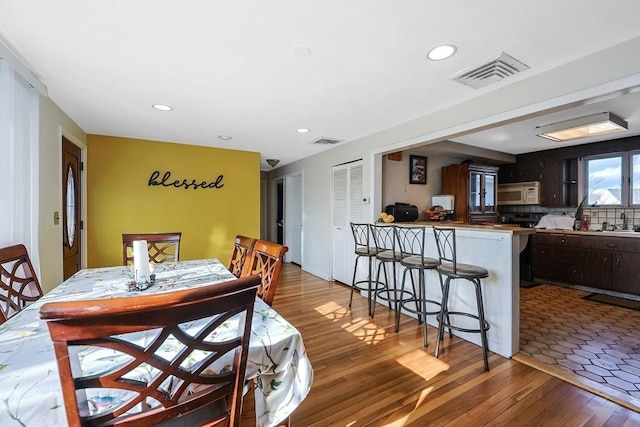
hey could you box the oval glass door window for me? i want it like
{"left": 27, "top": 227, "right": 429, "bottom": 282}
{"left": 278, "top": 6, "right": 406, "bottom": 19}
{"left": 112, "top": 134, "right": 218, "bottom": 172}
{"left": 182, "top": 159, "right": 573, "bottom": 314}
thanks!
{"left": 66, "top": 165, "right": 76, "bottom": 247}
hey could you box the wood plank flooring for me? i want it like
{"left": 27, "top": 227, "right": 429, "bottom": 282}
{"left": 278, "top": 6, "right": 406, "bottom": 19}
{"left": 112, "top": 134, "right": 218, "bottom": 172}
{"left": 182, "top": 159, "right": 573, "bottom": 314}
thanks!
{"left": 240, "top": 264, "right": 640, "bottom": 426}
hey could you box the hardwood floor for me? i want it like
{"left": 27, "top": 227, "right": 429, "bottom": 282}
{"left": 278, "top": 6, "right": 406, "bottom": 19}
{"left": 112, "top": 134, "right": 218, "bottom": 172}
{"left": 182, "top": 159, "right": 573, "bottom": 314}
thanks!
{"left": 240, "top": 263, "right": 640, "bottom": 426}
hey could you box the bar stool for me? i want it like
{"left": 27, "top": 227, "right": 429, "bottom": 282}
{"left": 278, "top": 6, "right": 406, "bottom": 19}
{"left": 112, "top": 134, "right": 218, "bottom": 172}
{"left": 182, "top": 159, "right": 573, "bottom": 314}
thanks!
{"left": 371, "top": 224, "right": 415, "bottom": 332}
{"left": 432, "top": 227, "right": 491, "bottom": 371}
{"left": 349, "top": 223, "right": 385, "bottom": 316}
{"left": 396, "top": 225, "right": 442, "bottom": 347}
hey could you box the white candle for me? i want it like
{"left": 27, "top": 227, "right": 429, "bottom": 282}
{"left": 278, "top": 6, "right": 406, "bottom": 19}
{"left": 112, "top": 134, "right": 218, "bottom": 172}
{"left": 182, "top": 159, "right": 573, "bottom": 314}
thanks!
{"left": 132, "top": 240, "right": 150, "bottom": 284}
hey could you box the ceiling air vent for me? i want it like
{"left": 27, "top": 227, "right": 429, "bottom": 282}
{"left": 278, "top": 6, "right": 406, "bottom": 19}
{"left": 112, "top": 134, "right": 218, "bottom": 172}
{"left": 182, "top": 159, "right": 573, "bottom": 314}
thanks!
{"left": 312, "top": 137, "right": 343, "bottom": 145}
{"left": 451, "top": 52, "right": 529, "bottom": 89}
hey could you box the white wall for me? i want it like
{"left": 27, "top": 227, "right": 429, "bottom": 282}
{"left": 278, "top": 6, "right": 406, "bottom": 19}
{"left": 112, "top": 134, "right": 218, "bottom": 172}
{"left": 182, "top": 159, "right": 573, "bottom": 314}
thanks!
{"left": 381, "top": 153, "right": 460, "bottom": 220}
{"left": 38, "top": 96, "right": 86, "bottom": 291}
{"left": 267, "top": 37, "right": 640, "bottom": 281}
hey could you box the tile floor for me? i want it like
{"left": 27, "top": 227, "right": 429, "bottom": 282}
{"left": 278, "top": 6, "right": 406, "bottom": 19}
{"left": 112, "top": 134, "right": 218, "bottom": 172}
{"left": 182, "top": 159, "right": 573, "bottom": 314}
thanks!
{"left": 520, "top": 284, "right": 640, "bottom": 399}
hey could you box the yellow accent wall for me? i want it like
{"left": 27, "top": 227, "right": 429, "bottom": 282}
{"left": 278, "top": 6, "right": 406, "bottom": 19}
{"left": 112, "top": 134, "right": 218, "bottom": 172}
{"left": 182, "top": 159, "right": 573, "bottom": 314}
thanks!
{"left": 86, "top": 135, "right": 260, "bottom": 268}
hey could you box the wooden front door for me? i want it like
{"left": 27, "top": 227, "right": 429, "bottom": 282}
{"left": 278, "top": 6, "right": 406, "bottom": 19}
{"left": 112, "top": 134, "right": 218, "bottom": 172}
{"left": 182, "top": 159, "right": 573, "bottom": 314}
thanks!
{"left": 62, "top": 137, "right": 81, "bottom": 279}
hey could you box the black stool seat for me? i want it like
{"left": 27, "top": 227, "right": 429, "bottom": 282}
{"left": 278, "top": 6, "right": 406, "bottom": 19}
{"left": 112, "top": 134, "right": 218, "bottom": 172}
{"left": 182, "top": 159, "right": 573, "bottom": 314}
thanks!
{"left": 437, "top": 262, "right": 488, "bottom": 278}
{"left": 432, "top": 226, "right": 491, "bottom": 371}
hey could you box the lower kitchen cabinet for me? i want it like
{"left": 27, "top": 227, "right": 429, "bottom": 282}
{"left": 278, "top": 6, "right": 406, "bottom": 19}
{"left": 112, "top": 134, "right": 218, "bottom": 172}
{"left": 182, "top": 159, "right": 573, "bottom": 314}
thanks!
{"left": 533, "top": 232, "right": 639, "bottom": 295}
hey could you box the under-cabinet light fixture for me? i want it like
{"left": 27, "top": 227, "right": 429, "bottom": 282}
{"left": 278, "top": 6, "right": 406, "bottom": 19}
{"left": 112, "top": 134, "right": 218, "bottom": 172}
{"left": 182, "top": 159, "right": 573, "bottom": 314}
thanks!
{"left": 536, "top": 112, "right": 628, "bottom": 142}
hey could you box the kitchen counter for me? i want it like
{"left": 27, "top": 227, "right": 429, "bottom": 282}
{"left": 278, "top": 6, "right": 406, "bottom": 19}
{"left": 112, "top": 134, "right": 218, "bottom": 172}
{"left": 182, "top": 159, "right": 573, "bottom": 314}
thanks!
{"left": 394, "top": 220, "right": 536, "bottom": 236}
{"left": 535, "top": 228, "right": 640, "bottom": 238}
{"left": 371, "top": 220, "right": 528, "bottom": 358}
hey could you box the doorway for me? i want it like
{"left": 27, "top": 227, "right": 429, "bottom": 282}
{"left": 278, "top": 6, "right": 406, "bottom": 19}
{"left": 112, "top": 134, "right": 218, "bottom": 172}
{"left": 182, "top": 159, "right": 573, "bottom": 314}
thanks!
{"left": 284, "top": 172, "right": 303, "bottom": 265}
{"left": 62, "top": 136, "right": 81, "bottom": 279}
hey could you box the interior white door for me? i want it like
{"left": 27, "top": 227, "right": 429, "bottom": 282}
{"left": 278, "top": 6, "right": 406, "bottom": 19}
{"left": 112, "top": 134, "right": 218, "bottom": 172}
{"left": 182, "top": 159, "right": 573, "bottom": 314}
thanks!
{"left": 331, "top": 160, "right": 363, "bottom": 284}
{"left": 284, "top": 172, "right": 302, "bottom": 264}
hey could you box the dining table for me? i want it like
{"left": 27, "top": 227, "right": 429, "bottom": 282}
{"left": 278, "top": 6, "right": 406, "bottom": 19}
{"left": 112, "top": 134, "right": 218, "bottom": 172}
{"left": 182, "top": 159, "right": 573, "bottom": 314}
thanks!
{"left": 0, "top": 258, "right": 313, "bottom": 427}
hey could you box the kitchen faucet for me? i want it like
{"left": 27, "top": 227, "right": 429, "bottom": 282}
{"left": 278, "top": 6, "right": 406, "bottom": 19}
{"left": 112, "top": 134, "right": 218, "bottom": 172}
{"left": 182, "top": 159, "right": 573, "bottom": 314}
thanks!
{"left": 620, "top": 211, "right": 627, "bottom": 229}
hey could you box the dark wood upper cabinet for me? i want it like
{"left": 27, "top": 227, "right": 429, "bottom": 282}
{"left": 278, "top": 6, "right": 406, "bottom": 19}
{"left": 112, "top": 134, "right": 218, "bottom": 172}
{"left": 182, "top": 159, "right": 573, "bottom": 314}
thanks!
{"left": 497, "top": 135, "right": 640, "bottom": 208}
{"left": 442, "top": 163, "right": 498, "bottom": 223}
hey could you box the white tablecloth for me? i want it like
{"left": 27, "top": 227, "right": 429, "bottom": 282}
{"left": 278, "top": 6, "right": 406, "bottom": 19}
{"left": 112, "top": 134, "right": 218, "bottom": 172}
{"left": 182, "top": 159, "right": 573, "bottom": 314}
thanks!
{"left": 0, "top": 259, "right": 313, "bottom": 426}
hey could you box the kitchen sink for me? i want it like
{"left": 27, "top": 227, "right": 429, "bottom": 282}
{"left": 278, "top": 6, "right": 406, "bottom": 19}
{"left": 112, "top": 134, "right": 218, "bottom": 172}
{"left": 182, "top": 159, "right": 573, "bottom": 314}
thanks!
{"left": 601, "top": 229, "right": 636, "bottom": 234}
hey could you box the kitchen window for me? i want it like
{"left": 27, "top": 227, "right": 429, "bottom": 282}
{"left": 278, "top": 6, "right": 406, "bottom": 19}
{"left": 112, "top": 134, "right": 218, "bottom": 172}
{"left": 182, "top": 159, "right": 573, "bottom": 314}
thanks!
{"left": 585, "top": 150, "right": 640, "bottom": 206}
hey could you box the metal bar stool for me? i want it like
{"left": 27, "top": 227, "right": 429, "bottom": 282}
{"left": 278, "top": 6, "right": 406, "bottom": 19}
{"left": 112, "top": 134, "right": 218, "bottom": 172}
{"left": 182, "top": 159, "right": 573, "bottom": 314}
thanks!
{"left": 349, "top": 223, "right": 385, "bottom": 316}
{"left": 371, "top": 224, "right": 415, "bottom": 332}
{"left": 432, "top": 227, "right": 491, "bottom": 371}
{"left": 396, "top": 225, "right": 443, "bottom": 347}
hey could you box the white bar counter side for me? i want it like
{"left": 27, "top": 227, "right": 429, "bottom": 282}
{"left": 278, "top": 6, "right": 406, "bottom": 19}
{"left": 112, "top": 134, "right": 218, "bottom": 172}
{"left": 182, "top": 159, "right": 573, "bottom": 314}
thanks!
{"left": 367, "top": 221, "right": 534, "bottom": 359}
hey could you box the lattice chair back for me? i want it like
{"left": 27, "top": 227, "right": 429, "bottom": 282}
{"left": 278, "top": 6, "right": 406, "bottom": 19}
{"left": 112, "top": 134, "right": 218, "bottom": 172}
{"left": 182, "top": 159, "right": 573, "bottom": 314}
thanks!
{"left": 432, "top": 227, "right": 458, "bottom": 274}
{"left": 242, "top": 240, "right": 288, "bottom": 306}
{"left": 228, "top": 235, "right": 256, "bottom": 278}
{"left": 122, "top": 232, "right": 182, "bottom": 266}
{"left": 0, "top": 244, "right": 43, "bottom": 322}
{"left": 40, "top": 274, "right": 261, "bottom": 427}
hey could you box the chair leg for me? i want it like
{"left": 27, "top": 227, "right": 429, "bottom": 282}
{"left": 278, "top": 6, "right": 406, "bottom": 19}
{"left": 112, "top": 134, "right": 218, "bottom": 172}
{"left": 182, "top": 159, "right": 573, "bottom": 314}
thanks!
{"left": 435, "top": 277, "right": 451, "bottom": 359}
{"left": 349, "top": 256, "right": 361, "bottom": 309}
{"left": 437, "top": 272, "right": 453, "bottom": 338}
{"left": 474, "top": 278, "right": 490, "bottom": 371}
{"left": 407, "top": 268, "right": 422, "bottom": 325}
{"left": 419, "top": 269, "right": 428, "bottom": 347}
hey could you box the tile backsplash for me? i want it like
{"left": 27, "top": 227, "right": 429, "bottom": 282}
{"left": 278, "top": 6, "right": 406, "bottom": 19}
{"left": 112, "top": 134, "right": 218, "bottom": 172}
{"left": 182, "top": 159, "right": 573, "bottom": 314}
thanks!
{"left": 498, "top": 205, "right": 639, "bottom": 230}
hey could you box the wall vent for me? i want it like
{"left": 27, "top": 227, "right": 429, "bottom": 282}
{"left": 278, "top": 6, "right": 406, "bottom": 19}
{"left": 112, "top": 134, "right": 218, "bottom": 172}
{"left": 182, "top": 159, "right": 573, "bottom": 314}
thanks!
{"left": 450, "top": 52, "right": 529, "bottom": 89}
{"left": 312, "top": 137, "right": 343, "bottom": 145}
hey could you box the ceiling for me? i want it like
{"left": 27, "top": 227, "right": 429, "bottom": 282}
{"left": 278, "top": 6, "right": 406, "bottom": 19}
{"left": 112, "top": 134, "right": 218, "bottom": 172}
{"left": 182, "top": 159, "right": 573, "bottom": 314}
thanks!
{"left": 1, "top": 1, "right": 639, "bottom": 170}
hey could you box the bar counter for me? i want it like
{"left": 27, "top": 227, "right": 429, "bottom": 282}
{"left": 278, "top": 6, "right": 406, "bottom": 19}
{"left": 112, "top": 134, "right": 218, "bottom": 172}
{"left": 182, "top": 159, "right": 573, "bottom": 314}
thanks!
{"left": 370, "top": 221, "right": 534, "bottom": 358}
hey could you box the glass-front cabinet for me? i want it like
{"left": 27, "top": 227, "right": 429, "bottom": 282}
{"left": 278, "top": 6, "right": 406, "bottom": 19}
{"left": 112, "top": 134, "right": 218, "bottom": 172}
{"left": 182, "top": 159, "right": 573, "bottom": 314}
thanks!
{"left": 442, "top": 163, "right": 499, "bottom": 223}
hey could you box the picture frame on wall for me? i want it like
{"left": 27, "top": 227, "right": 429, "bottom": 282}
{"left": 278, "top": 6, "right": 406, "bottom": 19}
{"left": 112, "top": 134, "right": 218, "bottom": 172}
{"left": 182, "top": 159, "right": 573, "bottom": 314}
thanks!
{"left": 409, "top": 155, "right": 427, "bottom": 184}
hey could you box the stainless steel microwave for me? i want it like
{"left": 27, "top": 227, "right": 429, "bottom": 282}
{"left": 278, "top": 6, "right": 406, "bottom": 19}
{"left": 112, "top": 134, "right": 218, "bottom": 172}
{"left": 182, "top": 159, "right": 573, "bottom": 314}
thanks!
{"left": 497, "top": 181, "right": 540, "bottom": 205}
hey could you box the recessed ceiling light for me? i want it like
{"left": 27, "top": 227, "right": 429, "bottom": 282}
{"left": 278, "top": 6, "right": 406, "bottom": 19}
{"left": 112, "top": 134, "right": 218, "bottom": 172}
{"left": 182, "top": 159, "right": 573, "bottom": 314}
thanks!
{"left": 296, "top": 128, "right": 310, "bottom": 133}
{"left": 152, "top": 104, "right": 173, "bottom": 111}
{"left": 218, "top": 135, "right": 233, "bottom": 141}
{"left": 291, "top": 46, "right": 312, "bottom": 57}
{"left": 427, "top": 44, "right": 457, "bottom": 61}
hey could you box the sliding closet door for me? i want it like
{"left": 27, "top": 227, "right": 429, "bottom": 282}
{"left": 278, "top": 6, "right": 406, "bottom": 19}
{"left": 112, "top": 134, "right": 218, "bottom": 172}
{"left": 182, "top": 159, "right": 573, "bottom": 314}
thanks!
{"left": 331, "top": 160, "right": 363, "bottom": 284}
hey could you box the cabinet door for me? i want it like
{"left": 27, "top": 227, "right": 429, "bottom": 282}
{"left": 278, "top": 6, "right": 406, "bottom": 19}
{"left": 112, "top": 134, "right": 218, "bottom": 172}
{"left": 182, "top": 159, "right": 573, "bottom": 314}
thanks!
{"left": 576, "top": 249, "right": 611, "bottom": 290}
{"left": 611, "top": 252, "right": 640, "bottom": 295}
{"left": 469, "top": 171, "right": 482, "bottom": 213}
{"left": 484, "top": 173, "right": 497, "bottom": 214}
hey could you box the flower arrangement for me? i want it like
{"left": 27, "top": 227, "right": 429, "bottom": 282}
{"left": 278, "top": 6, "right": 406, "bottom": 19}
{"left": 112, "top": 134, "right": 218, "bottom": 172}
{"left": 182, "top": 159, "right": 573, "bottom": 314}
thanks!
{"left": 426, "top": 205, "right": 447, "bottom": 221}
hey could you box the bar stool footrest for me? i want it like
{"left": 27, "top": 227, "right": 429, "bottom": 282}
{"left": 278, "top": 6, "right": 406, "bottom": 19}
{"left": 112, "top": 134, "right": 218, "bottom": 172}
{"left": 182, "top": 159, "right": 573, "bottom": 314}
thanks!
{"left": 353, "top": 279, "right": 387, "bottom": 293}
{"left": 436, "top": 311, "right": 490, "bottom": 334}
{"left": 401, "top": 298, "right": 442, "bottom": 317}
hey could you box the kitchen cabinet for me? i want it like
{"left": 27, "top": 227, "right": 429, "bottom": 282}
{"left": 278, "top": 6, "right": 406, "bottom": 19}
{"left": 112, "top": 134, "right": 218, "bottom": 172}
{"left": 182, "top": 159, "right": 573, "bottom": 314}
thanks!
{"left": 533, "top": 232, "right": 640, "bottom": 295}
{"left": 498, "top": 154, "right": 578, "bottom": 207}
{"left": 442, "top": 163, "right": 498, "bottom": 223}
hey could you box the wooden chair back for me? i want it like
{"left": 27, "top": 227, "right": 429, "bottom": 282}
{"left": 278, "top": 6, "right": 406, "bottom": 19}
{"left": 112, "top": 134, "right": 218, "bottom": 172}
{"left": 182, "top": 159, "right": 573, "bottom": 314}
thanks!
{"left": 228, "top": 235, "right": 256, "bottom": 278}
{"left": 122, "top": 232, "right": 182, "bottom": 266}
{"left": 40, "top": 274, "right": 261, "bottom": 427}
{"left": 242, "top": 240, "right": 288, "bottom": 306}
{"left": 0, "top": 244, "right": 43, "bottom": 322}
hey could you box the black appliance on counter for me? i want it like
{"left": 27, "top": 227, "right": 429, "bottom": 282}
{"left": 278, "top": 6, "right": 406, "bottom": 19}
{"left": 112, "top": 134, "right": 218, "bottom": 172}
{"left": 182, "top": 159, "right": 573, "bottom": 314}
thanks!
{"left": 501, "top": 213, "right": 542, "bottom": 283}
{"left": 384, "top": 202, "right": 419, "bottom": 222}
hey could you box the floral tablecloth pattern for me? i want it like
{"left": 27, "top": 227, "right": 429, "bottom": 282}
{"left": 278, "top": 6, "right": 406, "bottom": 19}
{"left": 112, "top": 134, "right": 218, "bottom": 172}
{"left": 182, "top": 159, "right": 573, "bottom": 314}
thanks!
{"left": 0, "top": 259, "right": 312, "bottom": 426}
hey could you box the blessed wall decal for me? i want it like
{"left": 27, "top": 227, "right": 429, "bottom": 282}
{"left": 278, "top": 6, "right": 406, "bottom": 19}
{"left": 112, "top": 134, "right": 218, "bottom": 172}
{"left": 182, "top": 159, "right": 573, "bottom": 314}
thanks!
{"left": 148, "top": 171, "right": 224, "bottom": 190}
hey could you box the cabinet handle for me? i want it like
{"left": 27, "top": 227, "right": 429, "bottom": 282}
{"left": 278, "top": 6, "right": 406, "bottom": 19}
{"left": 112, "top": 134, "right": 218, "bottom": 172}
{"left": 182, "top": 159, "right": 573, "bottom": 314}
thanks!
{"left": 561, "top": 239, "right": 565, "bottom": 244}
{"left": 616, "top": 257, "right": 620, "bottom": 267}
{"left": 606, "top": 243, "right": 617, "bottom": 248}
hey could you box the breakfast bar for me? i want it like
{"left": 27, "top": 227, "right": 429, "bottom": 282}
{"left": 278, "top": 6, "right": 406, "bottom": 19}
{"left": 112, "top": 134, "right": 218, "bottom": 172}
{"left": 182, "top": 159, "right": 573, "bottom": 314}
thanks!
{"left": 363, "top": 221, "right": 534, "bottom": 358}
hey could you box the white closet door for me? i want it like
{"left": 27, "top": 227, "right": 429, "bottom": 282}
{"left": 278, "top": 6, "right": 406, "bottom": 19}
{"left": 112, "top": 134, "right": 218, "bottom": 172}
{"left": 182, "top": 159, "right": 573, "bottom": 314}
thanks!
{"left": 331, "top": 160, "right": 363, "bottom": 284}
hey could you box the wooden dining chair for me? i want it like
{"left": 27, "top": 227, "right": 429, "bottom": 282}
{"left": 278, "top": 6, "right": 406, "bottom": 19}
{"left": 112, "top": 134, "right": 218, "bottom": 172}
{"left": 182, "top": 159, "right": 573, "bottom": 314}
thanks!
{"left": 241, "top": 239, "right": 288, "bottom": 306}
{"left": 122, "top": 232, "right": 182, "bottom": 266}
{"left": 228, "top": 235, "right": 256, "bottom": 278}
{"left": 40, "top": 274, "right": 262, "bottom": 427}
{"left": 0, "top": 244, "right": 43, "bottom": 322}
